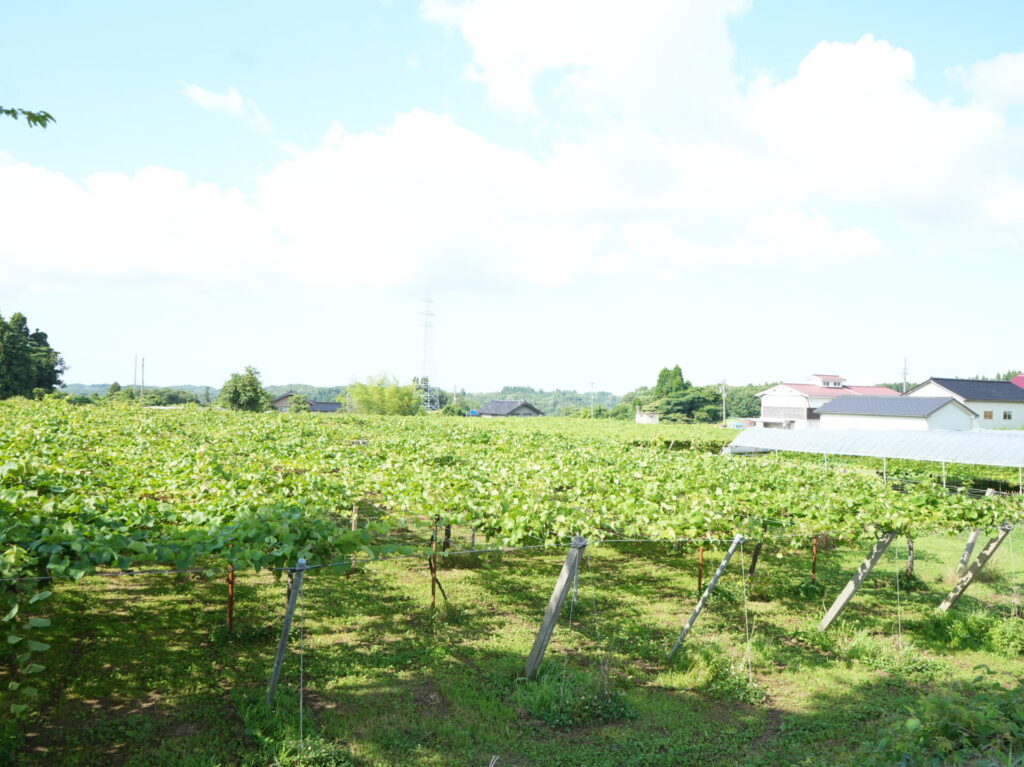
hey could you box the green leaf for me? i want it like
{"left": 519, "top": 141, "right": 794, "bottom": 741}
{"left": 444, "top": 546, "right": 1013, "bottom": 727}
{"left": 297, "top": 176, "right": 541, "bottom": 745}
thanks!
{"left": 22, "top": 664, "right": 44, "bottom": 675}
{"left": 6, "top": 634, "right": 22, "bottom": 645}
{"left": 26, "top": 640, "right": 50, "bottom": 652}
{"left": 28, "top": 590, "right": 52, "bottom": 604}
{"left": 27, "top": 617, "right": 51, "bottom": 629}
{"left": 10, "top": 703, "right": 28, "bottom": 715}
{"left": 905, "top": 718, "right": 921, "bottom": 733}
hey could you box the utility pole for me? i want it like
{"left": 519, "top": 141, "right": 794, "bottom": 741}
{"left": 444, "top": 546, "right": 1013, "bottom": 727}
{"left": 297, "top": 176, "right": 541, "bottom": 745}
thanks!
{"left": 720, "top": 380, "right": 727, "bottom": 422}
{"left": 590, "top": 382, "right": 595, "bottom": 417}
{"left": 141, "top": 357, "right": 145, "bottom": 398}
{"left": 420, "top": 298, "right": 439, "bottom": 411}
{"left": 902, "top": 357, "right": 909, "bottom": 394}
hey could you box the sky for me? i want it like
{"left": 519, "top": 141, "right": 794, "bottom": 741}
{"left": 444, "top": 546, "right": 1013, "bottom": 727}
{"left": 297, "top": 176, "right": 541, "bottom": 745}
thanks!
{"left": 2, "top": 0, "right": 1023, "bottom": 394}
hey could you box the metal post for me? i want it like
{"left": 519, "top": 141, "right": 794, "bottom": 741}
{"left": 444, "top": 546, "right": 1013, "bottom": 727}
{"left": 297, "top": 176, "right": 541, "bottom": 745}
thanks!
{"left": 819, "top": 533, "right": 897, "bottom": 631}
{"left": 524, "top": 536, "right": 587, "bottom": 680}
{"left": 939, "top": 525, "right": 1013, "bottom": 612}
{"left": 669, "top": 534, "right": 744, "bottom": 659}
{"left": 266, "top": 558, "right": 307, "bottom": 706}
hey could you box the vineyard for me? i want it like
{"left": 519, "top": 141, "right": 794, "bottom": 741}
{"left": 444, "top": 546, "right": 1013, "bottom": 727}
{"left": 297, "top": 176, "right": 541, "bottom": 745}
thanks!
{"left": 2, "top": 400, "right": 1024, "bottom": 766}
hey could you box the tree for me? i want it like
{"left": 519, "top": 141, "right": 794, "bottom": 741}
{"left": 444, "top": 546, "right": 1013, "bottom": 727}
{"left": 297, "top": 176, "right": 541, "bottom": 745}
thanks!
{"left": 108, "top": 381, "right": 122, "bottom": 395}
{"left": 289, "top": 394, "right": 311, "bottom": 412}
{"left": 0, "top": 106, "right": 55, "bottom": 128}
{"left": 652, "top": 365, "right": 689, "bottom": 398}
{"left": 0, "top": 311, "right": 65, "bottom": 399}
{"left": 344, "top": 375, "right": 422, "bottom": 415}
{"left": 218, "top": 367, "right": 272, "bottom": 412}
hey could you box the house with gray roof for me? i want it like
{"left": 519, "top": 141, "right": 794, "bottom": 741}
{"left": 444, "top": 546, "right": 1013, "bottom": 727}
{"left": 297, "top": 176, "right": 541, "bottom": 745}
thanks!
{"left": 815, "top": 396, "right": 976, "bottom": 431}
{"left": 271, "top": 392, "right": 344, "bottom": 413}
{"left": 906, "top": 377, "right": 1024, "bottom": 429}
{"left": 475, "top": 399, "right": 543, "bottom": 417}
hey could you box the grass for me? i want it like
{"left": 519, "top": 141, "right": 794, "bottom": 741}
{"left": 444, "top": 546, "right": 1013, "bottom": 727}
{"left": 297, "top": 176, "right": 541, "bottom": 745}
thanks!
{"left": 3, "top": 527, "right": 1023, "bottom": 766}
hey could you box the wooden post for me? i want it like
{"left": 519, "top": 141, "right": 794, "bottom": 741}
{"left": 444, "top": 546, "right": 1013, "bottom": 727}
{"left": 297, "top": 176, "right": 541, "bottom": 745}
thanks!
{"left": 956, "top": 530, "right": 981, "bottom": 576}
{"left": 819, "top": 533, "right": 897, "bottom": 631}
{"left": 747, "top": 539, "right": 764, "bottom": 578}
{"left": 668, "top": 534, "right": 744, "bottom": 659}
{"left": 470, "top": 527, "right": 476, "bottom": 549}
{"left": 443, "top": 523, "right": 452, "bottom": 552}
{"left": 227, "top": 566, "right": 235, "bottom": 631}
{"left": 266, "top": 558, "right": 307, "bottom": 706}
{"left": 697, "top": 546, "right": 704, "bottom": 592}
{"left": 430, "top": 517, "right": 439, "bottom": 609}
{"left": 905, "top": 537, "right": 915, "bottom": 577}
{"left": 812, "top": 535, "right": 818, "bottom": 582}
{"left": 523, "top": 536, "right": 587, "bottom": 680}
{"left": 939, "top": 525, "right": 1013, "bottom": 612}
{"left": 351, "top": 505, "right": 359, "bottom": 569}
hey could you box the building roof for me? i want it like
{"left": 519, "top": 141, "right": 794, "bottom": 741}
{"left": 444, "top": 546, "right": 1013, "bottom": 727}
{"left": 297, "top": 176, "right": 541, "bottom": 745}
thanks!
{"left": 478, "top": 399, "right": 543, "bottom": 416}
{"left": 309, "top": 401, "right": 343, "bottom": 413}
{"left": 815, "top": 396, "right": 975, "bottom": 418}
{"left": 916, "top": 377, "right": 1024, "bottom": 403}
{"left": 812, "top": 374, "right": 845, "bottom": 380}
{"left": 765, "top": 383, "right": 901, "bottom": 398}
{"left": 727, "top": 428, "right": 1024, "bottom": 467}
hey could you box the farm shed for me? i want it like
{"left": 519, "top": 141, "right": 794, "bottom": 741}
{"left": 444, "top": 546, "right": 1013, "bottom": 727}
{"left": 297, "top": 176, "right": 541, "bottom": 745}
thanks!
{"left": 755, "top": 374, "right": 900, "bottom": 430}
{"left": 476, "top": 400, "right": 543, "bottom": 417}
{"left": 814, "top": 396, "right": 976, "bottom": 431}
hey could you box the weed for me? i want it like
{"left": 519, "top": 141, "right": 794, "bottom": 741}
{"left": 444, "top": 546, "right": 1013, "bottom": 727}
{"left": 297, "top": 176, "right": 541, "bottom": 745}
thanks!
{"left": 867, "top": 667, "right": 1024, "bottom": 766}
{"left": 510, "top": 663, "right": 633, "bottom": 728}
{"left": 671, "top": 642, "right": 765, "bottom": 704}
{"left": 840, "top": 631, "right": 945, "bottom": 682}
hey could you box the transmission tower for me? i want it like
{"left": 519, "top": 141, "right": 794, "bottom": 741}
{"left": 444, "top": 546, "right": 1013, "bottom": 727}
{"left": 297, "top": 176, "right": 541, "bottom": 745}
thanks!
{"left": 420, "top": 297, "right": 440, "bottom": 411}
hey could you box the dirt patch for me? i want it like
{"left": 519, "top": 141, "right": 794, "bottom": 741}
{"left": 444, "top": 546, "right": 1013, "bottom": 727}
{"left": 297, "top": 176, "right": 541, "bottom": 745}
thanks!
{"left": 412, "top": 677, "right": 453, "bottom": 718}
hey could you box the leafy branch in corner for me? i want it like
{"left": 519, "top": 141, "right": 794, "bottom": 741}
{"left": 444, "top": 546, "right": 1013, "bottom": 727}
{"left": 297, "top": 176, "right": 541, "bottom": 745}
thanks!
{"left": 0, "top": 107, "right": 56, "bottom": 129}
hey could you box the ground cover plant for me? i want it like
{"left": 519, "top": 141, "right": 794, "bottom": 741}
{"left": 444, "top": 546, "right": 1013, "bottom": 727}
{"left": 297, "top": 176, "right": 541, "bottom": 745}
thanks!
{"left": 2, "top": 400, "right": 1023, "bottom": 764}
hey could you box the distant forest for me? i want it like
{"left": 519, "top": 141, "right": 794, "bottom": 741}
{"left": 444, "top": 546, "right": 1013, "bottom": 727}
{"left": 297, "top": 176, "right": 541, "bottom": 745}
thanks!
{"left": 60, "top": 379, "right": 770, "bottom": 419}
{"left": 58, "top": 369, "right": 1023, "bottom": 419}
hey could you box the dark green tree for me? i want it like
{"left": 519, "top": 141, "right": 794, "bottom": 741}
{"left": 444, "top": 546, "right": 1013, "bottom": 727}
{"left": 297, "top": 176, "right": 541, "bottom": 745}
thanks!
{"left": 27, "top": 328, "right": 66, "bottom": 392}
{"left": 108, "top": 382, "right": 122, "bottom": 395}
{"left": 652, "top": 365, "right": 689, "bottom": 398}
{"left": 218, "top": 367, "right": 272, "bottom": 412}
{"left": 0, "top": 313, "right": 34, "bottom": 398}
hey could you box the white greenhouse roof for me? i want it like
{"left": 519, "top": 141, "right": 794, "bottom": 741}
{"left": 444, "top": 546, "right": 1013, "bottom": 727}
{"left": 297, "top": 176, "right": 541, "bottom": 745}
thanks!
{"left": 727, "top": 428, "right": 1024, "bottom": 468}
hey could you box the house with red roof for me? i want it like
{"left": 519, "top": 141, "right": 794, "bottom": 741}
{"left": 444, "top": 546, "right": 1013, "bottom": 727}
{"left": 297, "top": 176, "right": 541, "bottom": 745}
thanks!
{"left": 755, "top": 374, "right": 900, "bottom": 429}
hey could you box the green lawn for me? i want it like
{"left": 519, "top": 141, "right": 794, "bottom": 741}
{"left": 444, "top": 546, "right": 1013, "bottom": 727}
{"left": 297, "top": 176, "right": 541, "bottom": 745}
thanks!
{"left": 5, "top": 526, "right": 1023, "bottom": 767}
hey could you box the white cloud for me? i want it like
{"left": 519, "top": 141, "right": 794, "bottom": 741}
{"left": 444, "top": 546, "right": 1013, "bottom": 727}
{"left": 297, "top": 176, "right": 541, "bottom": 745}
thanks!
{"left": 421, "top": 0, "right": 750, "bottom": 130}
{"left": 7, "top": 18, "right": 1024, "bottom": 303}
{"left": 949, "top": 52, "right": 1024, "bottom": 108}
{"left": 181, "top": 83, "right": 270, "bottom": 132}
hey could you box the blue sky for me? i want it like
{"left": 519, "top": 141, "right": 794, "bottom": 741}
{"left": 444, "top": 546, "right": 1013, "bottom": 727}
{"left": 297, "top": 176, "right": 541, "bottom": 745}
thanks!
{"left": 2, "top": 1, "right": 1023, "bottom": 393}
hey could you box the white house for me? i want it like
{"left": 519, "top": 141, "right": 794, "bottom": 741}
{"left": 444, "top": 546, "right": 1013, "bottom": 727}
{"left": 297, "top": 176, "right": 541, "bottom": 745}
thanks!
{"left": 755, "top": 374, "right": 900, "bottom": 429}
{"left": 815, "top": 396, "right": 976, "bottom": 431}
{"left": 906, "top": 377, "right": 1024, "bottom": 430}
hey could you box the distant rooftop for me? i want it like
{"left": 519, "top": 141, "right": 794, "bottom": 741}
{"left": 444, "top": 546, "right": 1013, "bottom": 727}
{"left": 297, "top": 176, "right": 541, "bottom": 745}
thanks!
{"left": 920, "top": 378, "right": 1024, "bottom": 403}
{"left": 816, "top": 396, "right": 974, "bottom": 418}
